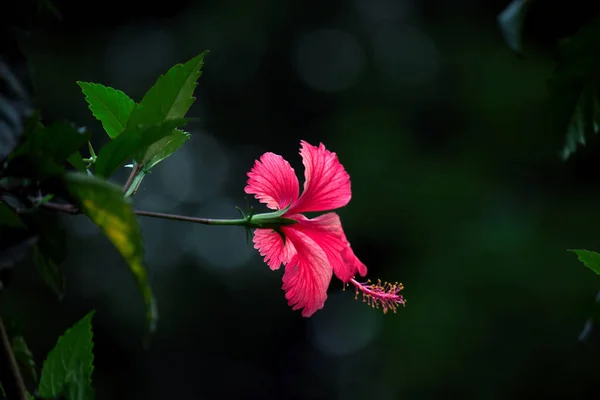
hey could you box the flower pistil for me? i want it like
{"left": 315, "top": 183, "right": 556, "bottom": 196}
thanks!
{"left": 348, "top": 278, "right": 406, "bottom": 314}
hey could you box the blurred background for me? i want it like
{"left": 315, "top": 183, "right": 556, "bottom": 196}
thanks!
{"left": 3, "top": 0, "right": 600, "bottom": 398}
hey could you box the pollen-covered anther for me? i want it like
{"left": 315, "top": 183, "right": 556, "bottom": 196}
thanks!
{"left": 349, "top": 278, "right": 406, "bottom": 314}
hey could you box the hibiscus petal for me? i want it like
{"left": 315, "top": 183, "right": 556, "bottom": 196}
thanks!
{"left": 282, "top": 228, "right": 333, "bottom": 317}
{"left": 253, "top": 228, "right": 296, "bottom": 270}
{"left": 342, "top": 245, "right": 368, "bottom": 278}
{"left": 245, "top": 152, "right": 299, "bottom": 210}
{"left": 292, "top": 213, "right": 367, "bottom": 282}
{"left": 287, "top": 141, "right": 351, "bottom": 214}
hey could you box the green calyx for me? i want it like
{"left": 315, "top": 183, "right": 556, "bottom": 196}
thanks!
{"left": 247, "top": 209, "right": 297, "bottom": 229}
{"left": 233, "top": 205, "right": 295, "bottom": 245}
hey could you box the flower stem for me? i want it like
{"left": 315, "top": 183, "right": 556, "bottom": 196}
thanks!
{"left": 124, "top": 169, "right": 146, "bottom": 198}
{"left": 0, "top": 315, "right": 28, "bottom": 400}
{"left": 41, "top": 202, "right": 78, "bottom": 214}
{"left": 40, "top": 202, "right": 251, "bottom": 226}
{"left": 135, "top": 210, "right": 248, "bottom": 226}
{"left": 123, "top": 163, "right": 142, "bottom": 196}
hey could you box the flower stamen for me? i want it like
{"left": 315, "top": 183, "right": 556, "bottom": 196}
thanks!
{"left": 348, "top": 278, "right": 406, "bottom": 314}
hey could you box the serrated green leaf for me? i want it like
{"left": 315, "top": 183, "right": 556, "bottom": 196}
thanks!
{"left": 94, "top": 119, "right": 188, "bottom": 178}
{"left": 38, "top": 311, "right": 95, "bottom": 400}
{"left": 125, "top": 53, "right": 206, "bottom": 173}
{"left": 63, "top": 173, "right": 157, "bottom": 333}
{"left": 11, "top": 335, "right": 37, "bottom": 385}
{"left": 549, "top": 18, "right": 600, "bottom": 159}
{"left": 64, "top": 357, "right": 93, "bottom": 400}
{"left": 140, "top": 129, "right": 191, "bottom": 172}
{"left": 77, "top": 82, "right": 135, "bottom": 139}
{"left": 127, "top": 52, "right": 207, "bottom": 128}
{"left": 571, "top": 249, "right": 600, "bottom": 274}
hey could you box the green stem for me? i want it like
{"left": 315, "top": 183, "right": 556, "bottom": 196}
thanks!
{"left": 39, "top": 202, "right": 297, "bottom": 229}
{"left": 135, "top": 210, "right": 248, "bottom": 225}
{"left": 124, "top": 169, "right": 146, "bottom": 198}
{"left": 0, "top": 315, "right": 28, "bottom": 400}
{"left": 123, "top": 164, "right": 142, "bottom": 197}
{"left": 40, "top": 202, "right": 251, "bottom": 226}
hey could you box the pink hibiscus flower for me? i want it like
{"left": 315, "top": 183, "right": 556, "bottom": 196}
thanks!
{"left": 245, "top": 140, "right": 405, "bottom": 317}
